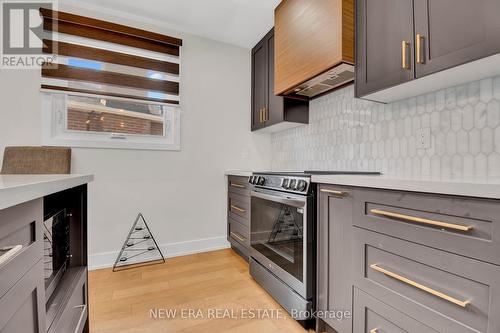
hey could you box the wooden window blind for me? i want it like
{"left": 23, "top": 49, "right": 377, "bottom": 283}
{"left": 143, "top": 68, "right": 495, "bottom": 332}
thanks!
{"left": 40, "top": 8, "right": 182, "bottom": 105}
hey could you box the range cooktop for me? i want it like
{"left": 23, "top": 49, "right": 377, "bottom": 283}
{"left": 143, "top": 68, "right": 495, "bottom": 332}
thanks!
{"left": 254, "top": 171, "right": 382, "bottom": 176}
{"left": 249, "top": 171, "right": 381, "bottom": 194}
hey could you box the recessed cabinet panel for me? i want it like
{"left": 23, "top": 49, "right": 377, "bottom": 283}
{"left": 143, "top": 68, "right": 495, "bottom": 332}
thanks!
{"left": 266, "top": 33, "right": 283, "bottom": 126}
{"left": 317, "top": 185, "right": 353, "bottom": 333}
{"left": 353, "top": 288, "right": 439, "bottom": 333}
{"left": 252, "top": 42, "right": 267, "bottom": 130}
{"left": 414, "top": 0, "right": 500, "bottom": 78}
{"left": 356, "top": 0, "right": 415, "bottom": 97}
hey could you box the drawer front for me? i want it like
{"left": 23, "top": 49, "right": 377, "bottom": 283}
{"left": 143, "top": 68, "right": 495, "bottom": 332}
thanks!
{"left": 0, "top": 259, "right": 45, "bottom": 333}
{"left": 49, "top": 269, "right": 87, "bottom": 333}
{"left": 354, "top": 288, "right": 438, "bottom": 333}
{"left": 228, "top": 176, "right": 250, "bottom": 196}
{"left": 353, "top": 188, "right": 500, "bottom": 265}
{"left": 353, "top": 227, "right": 500, "bottom": 333}
{"left": 0, "top": 199, "right": 43, "bottom": 298}
{"left": 228, "top": 219, "right": 249, "bottom": 248}
{"left": 228, "top": 191, "right": 250, "bottom": 226}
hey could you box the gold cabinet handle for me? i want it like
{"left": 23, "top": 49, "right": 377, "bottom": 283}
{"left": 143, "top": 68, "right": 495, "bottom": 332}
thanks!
{"left": 320, "top": 189, "right": 347, "bottom": 196}
{"left": 370, "top": 329, "right": 378, "bottom": 333}
{"left": 370, "top": 209, "right": 473, "bottom": 232}
{"left": 230, "top": 231, "right": 246, "bottom": 242}
{"left": 370, "top": 264, "right": 471, "bottom": 308}
{"left": 259, "top": 108, "right": 263, "bottom": 123}
{"left": 230, "top": 182, "right": 245, "bottom": 189}
{"left": 401, "top": 41, "right": 410, "bottom": 69}
{"left": 264, "top": 107, "right": 269, "bottom": 121}
{"left": 416, "top": 33, "right": 425, "bottom": 64}
{"left": 230, "top": 204, "right": 246, "bottom": 213}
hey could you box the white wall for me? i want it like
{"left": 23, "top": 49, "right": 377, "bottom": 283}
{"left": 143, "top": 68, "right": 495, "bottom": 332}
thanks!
{"left": 0, "top": 4, "right": 271, "bottom": 269}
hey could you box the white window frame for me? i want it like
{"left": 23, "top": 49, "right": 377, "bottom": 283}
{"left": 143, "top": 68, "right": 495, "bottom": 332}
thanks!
{"left": 41, "top": 91, "right": 181, "bottom": 151}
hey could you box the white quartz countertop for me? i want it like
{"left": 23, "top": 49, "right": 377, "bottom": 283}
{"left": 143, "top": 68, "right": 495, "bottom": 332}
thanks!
{"left": 312, "top": 174, "right": 500, "bottom": 199}
{"left": 0, "top": 174, "right": 94, "bottom": 210}
{"left": 225, "top": 170, "right": 252, "bottom": 177}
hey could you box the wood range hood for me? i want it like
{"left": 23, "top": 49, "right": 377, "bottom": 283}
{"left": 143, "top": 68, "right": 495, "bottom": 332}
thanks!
{"left": 274, "top": 0, "right": 354, "bottom": 98}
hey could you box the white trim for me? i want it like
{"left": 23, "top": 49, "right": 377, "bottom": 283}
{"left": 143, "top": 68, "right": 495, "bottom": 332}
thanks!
{"left": 41, "top": 92, "right": 182, "bottom": 151}
{"left": 88, "top": 236, "right": 231, "bottom": 270}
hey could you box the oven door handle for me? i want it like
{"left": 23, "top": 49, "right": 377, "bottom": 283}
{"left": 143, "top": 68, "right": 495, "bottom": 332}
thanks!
{"left": 251, "top": 191, "right": 306, "bottom": 208}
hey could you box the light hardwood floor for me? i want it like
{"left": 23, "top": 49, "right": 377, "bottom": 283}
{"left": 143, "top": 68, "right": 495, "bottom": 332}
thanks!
{"left": 89, "top": 249, "right": 310, "bottom": 333}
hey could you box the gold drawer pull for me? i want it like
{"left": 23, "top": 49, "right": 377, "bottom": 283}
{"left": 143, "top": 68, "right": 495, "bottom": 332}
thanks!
{"left": 320, "top": 189, "right": 347, "bottom": 196}
{"left": 370, "top": 329, "right": 378, "bottom": 333}
{"left": 370, "top": 209, "right": 473, "bottom": 232}
{"left": 230, "top": 205, "right": 246, "bottom": 213}
{"left": 230, "top": 232, "right": 246, "bottom": 242}
{"left": 230, "top": 182, "right": 245, "bottom": 189}
{"left": 370, "top": 264, "right": 471, "bottom": 308}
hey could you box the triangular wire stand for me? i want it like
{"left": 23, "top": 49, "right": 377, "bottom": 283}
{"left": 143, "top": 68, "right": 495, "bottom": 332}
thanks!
{"left": 112, "top": 213, "right": 165, "bottom": 272}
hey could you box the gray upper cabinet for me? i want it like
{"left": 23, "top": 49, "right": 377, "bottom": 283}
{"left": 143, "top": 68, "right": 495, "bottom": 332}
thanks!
{"left": 356, "top": 0, "right": 500, "bottom": 102}
{"left": 355, "top": 0, "right": 415, "bottom": 98}
{"left": 414, "top": 0, "right": 500, "bottom": 78}
{"left": 317, "top": 185, "right": 353, "bottom": 333}
{"left": 251, "top": 29, "right": 309, "bottom": 132}
{"left": 252, "top": 40, "right": 267, "bottom": 131}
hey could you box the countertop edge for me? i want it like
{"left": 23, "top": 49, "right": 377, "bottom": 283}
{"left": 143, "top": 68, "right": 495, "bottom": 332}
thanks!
{"left": 0, "top": 174, "right": 94, "bottom": 210}
{"left": 311, "top": 175, "right": 500, "bottom": 199}
{"left": 224, "top": 171, "right": 252, "bottom": 177}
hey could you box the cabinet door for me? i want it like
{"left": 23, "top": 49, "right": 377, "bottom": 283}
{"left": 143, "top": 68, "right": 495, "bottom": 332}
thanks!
{"left": 266, "top": 31, "right": 284, "bottom": 126}
{"left": 355, "top": 0, "right": 415, "bottom": 97}
{"left": 251, "top": 40, "right": 267, "bottom": 131}
{"left": 415, "top": 0, "right": 500, "bottom": 78}
{"left": 0, "top": 260, "right": 45, "bottom": 333}
{"left": 318, "top": 186, "right": 353, "bottom": 333}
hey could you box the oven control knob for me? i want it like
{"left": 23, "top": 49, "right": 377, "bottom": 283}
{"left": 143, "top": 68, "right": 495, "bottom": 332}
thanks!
{"left": 282, "top": 178, "right": 290, "bottom": 189}
{"left": 297, "top": 180, "right": 308, "bottom": 191}
{"left": 248, "top": 176, "right": 253, "bottom": 184}
{"left": 257, "top": 176, "right": 265, "bottom": 185}
{"left": 289, "top": 179, "right": 297, "bottom": 189}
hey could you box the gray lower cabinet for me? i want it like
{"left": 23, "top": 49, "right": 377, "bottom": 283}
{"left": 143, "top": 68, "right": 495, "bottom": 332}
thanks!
{"left": 353, "top": 226, "right": 500, "bottom": 333}
{"left": 227, "top": 176, "right": 250, "bottom": 259}
{"left": 353, "top": 288, "right": 438, "bottom": 333}
{"left": 318, "top": 184, "right": 500, "bottom": 333}
{"left": 0, "top": 185, "right": 89, "bottom": 333}
{"left": 317, "top": 185, "right": 353, "bottom": 333}
{"left": 0, "top": 259, "right": 45, "bottom": 333}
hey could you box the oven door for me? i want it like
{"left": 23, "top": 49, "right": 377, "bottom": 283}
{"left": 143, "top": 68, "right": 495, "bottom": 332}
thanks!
{"left": 250, "top": 189, "right": 309, "bottom": 299}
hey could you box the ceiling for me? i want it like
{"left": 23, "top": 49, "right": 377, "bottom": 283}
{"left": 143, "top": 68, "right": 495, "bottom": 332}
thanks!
{"left": 63, "top": 0, "right": 281, "bottom": 48}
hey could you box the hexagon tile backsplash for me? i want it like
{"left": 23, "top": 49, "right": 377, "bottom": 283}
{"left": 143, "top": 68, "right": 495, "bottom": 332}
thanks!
{"left": 271, "top": 76, "right": 500, "bottom": 179}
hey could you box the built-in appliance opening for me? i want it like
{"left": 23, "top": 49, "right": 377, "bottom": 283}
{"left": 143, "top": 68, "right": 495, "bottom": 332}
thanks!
{"left": 43, "top": 208, "right": 70, "bottom": 299}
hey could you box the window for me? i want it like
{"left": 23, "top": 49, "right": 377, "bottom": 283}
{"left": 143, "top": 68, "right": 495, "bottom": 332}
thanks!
{"left": 42, "top": 93, "right": 180, "bottom": 150}
{"left": 39, "top": 8, "right": 182, "bottom": 150}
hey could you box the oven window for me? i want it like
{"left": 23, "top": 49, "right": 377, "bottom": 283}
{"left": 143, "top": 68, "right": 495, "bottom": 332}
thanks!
{"left": 251, "top": 196, "right": 304, "bottom": 282}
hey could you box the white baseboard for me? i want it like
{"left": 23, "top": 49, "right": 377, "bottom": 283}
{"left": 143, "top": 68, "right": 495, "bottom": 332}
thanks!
{"left": 88, "top": 236, "right": 231, "bottom": 270}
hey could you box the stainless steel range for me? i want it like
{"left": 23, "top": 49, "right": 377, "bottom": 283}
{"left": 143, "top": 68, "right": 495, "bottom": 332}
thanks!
{"left": 248, "top": 171, "right": 381, "bottom": 324}
{"left": 248, "top": 172, "right": 316, "bottom": 322}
